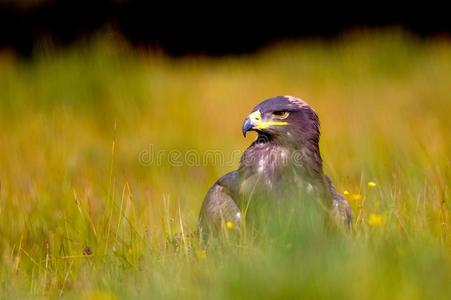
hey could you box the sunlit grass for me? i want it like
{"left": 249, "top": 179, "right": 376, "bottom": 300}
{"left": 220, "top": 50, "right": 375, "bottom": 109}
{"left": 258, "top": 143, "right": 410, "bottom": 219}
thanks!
{"left": 0, "top": 30, "right": 450, "bottom": 299}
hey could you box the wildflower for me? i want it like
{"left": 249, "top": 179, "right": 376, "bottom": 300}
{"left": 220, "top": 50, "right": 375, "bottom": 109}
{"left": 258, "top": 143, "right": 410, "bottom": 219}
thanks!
{"left": 368, "top": 181, "right": 377, "bottom": 187}
{"left": 368, "top": 213, "right": 385, "bottom": 226}
{"left": 226, "top": 221, "right": 234, "bottom": 230}
{"left": 84, "top": 291, "right": 117, "bottom": 300}
{"left": 343, "top": 190, "right": 350, "bottom": 195}
{"left": 196, "top": 249, "right": 207, "bottom": 260}
{"left": 351, "top": 194, "right": 362, "bottom": 201}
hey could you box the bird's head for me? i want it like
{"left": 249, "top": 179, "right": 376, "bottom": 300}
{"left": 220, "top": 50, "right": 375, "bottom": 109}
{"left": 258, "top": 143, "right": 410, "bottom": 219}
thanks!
{"left": 242, "top": 96, "right": 320, "bottom": 147}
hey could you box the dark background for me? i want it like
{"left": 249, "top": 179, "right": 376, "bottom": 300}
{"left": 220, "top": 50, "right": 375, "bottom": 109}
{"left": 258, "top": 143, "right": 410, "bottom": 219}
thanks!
{"left": 1, "top": 1, "right": 450, "bottom": 56}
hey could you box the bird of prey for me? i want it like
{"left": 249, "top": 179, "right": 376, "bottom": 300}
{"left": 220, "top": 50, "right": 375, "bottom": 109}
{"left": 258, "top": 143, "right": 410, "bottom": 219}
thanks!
{"left": 199, "top": 96, "right": 351, "bottom": 237}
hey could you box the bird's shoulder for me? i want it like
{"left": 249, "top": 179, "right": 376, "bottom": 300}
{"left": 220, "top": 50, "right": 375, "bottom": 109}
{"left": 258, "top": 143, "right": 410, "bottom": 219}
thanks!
{"left": 202, "top": 171, "right": 241, "bottom": 206}
{"left": 199, "top": 171, "right": 241, "bottom": 233}
{"left": 214, "top": 171, "right": 240, "bottom": 194}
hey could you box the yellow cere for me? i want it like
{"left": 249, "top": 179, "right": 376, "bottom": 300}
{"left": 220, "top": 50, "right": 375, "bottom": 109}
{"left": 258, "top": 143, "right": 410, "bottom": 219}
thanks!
{"left": 248, "top": 110, "right": 262, "bottom": 122}
{"left": 254, "top": 121, "right": 289, "bottom": 129}
{"left": 250, "top": 110, "right": 288, "bottom": 129}
{"left": 368, "top": 181, "right": 377, "bottom": 187}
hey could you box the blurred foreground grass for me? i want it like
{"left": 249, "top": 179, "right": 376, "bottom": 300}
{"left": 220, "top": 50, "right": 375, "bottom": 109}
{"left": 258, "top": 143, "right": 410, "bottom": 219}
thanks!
{"left": 0, "top": 31, "right": 450, "bottom": 299}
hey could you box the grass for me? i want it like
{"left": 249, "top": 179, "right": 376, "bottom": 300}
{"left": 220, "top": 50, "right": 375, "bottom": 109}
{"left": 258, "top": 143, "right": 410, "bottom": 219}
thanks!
{"left": 0, "top": 30, "right": 450, "bottom": 299}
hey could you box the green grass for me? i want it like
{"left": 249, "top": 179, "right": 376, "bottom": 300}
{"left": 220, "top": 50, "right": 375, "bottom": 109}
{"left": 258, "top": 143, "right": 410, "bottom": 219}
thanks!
{"left": 0, "top": 30, "right": 450, "bottom": 299}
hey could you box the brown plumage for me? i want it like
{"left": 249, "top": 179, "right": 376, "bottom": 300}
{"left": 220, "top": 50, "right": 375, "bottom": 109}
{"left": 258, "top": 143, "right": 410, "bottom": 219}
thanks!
{"left": 199, "top": 96, "right": 352, "bottom": 237}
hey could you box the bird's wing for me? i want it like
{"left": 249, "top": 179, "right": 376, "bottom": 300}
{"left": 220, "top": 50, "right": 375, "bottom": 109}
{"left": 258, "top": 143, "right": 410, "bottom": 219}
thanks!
{"left": 325, "top": 175, "right": 353, "bottom": 228}
{"left": 199, "top": 171, "right": 241, "bottom": 236}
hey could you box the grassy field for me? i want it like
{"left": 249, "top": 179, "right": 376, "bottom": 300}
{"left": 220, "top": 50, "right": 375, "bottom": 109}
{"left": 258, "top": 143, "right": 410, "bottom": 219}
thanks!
{"left": 0, "top": 30, "right": 450, "bottom": 299}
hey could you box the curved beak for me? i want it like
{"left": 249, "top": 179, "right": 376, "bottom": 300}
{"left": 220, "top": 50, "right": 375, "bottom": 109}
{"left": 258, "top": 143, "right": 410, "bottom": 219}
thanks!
{"left": 242, "top": 110, "right": 262, "bottom": 137}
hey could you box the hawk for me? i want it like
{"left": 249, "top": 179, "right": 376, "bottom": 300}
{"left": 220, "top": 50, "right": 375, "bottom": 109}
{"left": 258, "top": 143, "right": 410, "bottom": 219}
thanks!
{"left": 199, "top": 96, "right": 351, "bottom": 237}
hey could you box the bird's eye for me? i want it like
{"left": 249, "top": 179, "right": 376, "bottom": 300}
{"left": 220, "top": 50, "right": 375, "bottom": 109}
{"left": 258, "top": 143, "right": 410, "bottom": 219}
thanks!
{"left": 272, "top": 111, "right": 290, "bottom": 119}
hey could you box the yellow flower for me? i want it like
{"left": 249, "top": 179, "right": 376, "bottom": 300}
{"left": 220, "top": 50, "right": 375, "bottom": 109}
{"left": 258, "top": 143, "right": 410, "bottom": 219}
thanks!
{"left": 368, "top": 181, "right": 377, "bottom": 187}
{"left": 368, "top": 213, "right": 385, "bottom": 226}
{"left": 84, "top": 291, "right": 117, "bottom": 300}
{"left": 351, "top": 194, "right": 362, "bottom": 201}
{"left": 226, "top": 221, "right": 234, "bottom": 230}
{"left": 196, "top": 249, "right": 207, "bottom": 260}
{"left": 343, "top": 190, "right": 350, "bottom": 195}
